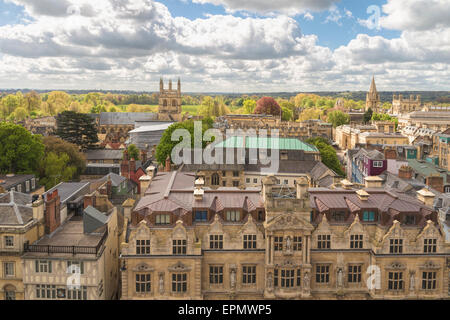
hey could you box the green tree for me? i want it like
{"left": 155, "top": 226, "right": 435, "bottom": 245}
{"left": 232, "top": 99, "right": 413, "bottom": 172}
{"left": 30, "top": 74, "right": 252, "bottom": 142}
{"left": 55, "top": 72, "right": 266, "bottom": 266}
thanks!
{"left": 327, "top": 110, "right": 350, "bottom": 128}
{"left": 41, "top": 136, "right": 86, "bottom": 179}
{"left": 24, "top": 91, "right": 41, "bottom": 113}
{"left": 0, "top": 122, "right": 44, "bottom": 173}
{"left": 155, "top": 118, "right": 213, "bottom": 165}
{"left": 307, "top": 137, "right": 345, "bottom": 176}
{"left": 298, "top": 108, "right": 322, "bottom": 121}
{"left": 56, "top": 111, "right": 99, "bottom": 149}
{"left": 242, "top": 99, "right": 256, "bottom": 114}
{"left": 39, "top": 152, "right": 77, "bottom": 189}
{"left": 13, "top": 107, "right": 28, "bottom": 121}
{"left": 363, "top": 108, "right": 373, "bottom": 124}
{"left": 281, "top": 107, "right": 293, "bottom": 121}
{"left": 127, "top": 144, "right": 140, "bottom": 160}
{"left": 199, "top": 96, "right": 230, "bottom": 118}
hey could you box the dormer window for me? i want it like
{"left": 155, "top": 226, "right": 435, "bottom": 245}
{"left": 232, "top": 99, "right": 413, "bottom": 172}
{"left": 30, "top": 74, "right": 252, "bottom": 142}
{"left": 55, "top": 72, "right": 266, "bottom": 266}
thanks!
{"left": 194, "top": 210, "right": 208, "bottom": 222}
{"left": 404, "top": 215, "right": 415, "bottom": 225}
{"left": 226, "top": 210, "right": 240, "bottom": 222}
{"left": 332, "top": 211, "right": 346, "bottom": 222}
{"left": 155, "top": 214, "right": 170, "bottom": 225}
{"left": 362, "top": 210, "right": 376, "bottom": 222}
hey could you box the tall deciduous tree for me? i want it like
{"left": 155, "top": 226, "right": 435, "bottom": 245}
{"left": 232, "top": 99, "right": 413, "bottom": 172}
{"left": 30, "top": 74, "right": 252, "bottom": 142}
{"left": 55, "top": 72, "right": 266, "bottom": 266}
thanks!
{"left": 56, "top": 111, "right": 99, "bottom": 150}
{"left": 41, "top": 136, "right": 86, "bottom": 179}
{"left": 254, "top": 97, "right": 282, "bottom": 117}
{"left": 155, "top": 118, "right": 213, "bottom": 165}
{"left": 127, "top": 144, "right": 140, "bottom": 160}
{"left": 327, "top": 110, "right": 350, "bottom": 128}
{"left": 307, "top": 137, "right": 345, "bottom": 177}
{"left": 0, "top": 122, "right": 44, "bottom": 174}
{"left": 39, "top": 152, "right": 77, "bottom": 189}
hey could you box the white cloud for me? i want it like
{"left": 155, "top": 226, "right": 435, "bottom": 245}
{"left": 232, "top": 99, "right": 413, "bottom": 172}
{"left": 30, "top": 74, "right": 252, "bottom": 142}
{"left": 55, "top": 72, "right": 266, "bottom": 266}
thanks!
{"left": 190, "top": 0, "right": 339, "bottom": 15}
{"left": 380, "top": 0, "right": 450, "bottom": 31}
{"left": 0, "top": 0, "right": 448, "bottom": 91}
{"left": 303, "top": 12, "right": 314, "bottom": 21}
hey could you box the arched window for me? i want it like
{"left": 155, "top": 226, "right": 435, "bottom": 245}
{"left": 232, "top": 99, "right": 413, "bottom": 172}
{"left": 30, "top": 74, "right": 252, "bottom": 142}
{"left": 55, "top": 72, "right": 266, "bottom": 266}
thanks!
{"left": 211, "top": 173, "right": 220, "bottom": 186}
{"left": 172, "top": 100, "right": 177, "bottom": 107}
{"left": 3, "top": 284, "right": 16, "bottom": 300}
{"left": 163, "top": 99, "right": 168, "bottom": 107}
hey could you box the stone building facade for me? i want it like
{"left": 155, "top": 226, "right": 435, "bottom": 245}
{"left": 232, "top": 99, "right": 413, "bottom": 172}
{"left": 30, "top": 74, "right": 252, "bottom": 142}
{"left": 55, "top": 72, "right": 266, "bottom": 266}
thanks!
{"left": 214, "top": 115, "right": 333, "bottom": 142}
{"left": 392, "top": 95, "right": 422, "bottom": 115}
{"left": 366, "top": 77, "right": 381, "bottom": 113}
{"left": 119, "top": 170, "right": 450, "bottom": 300}
{"left": 0, "top": 192, "right": 45, "bottom": 300}
{"left": 158, "top": 78, "right": 182, "bottom": 122}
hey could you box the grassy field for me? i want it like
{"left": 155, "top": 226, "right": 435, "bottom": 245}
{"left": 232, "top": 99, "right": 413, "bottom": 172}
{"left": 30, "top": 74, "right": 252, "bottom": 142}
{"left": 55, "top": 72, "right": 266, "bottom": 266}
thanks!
{"left": 182, "top": 105, "right": 202, "bottom": 115}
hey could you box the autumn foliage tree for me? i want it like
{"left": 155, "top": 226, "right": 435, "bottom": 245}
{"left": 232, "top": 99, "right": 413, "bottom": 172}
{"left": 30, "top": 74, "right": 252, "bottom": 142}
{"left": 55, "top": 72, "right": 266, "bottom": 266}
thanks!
{"left": 253, "top": 97, "right": 282, "bottom": 117}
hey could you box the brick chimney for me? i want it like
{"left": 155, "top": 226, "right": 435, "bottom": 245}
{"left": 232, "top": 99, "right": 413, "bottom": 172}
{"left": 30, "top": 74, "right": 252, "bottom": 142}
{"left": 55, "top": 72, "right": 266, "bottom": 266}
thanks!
{"left": 84, "top": 194, "right": 95, "bottom": 209}
{"left": 121, "top": 150, "right": 129, "bottom": 179}
{"left": 398, "top": 165, "right": 413, "bottom": 180}
{"left": 130, "top": 158, "right": 136, "bottom": 174}
{"left": 165, "top": 156, "right": 171, "bottom": 172}
{"left": 140, "top": 150, "right": 147, "bottom": 163}
{"left": 426, "top": 174, "right": 444, "bottom": 193}
{"left": 384, "top": 148, "right": 397, "bottom": 160}
{"left": 44, "top": 190, "right": 61, "bottom": 234}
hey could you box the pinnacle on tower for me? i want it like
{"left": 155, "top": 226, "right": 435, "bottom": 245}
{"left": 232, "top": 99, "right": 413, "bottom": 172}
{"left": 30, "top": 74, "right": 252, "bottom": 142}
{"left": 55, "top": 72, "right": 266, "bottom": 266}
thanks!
{"left": 369, "top": 76, "right": 377, "bottom": 93}
{"left": 169, "top": 79, "right": 172, "bottom": 90}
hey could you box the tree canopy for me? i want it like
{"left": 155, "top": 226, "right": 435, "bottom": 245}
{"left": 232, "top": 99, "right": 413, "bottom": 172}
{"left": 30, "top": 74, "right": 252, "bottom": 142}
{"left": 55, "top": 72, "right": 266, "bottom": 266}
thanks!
{"left": 306, "top": 137, "right": 345, "bottom": 177}
{"left": 41, "top": 136, "right": 86, "bottom": 179}
{"left": 253, "top": 97, "right": 282, "bottom": 117}
{"left": 155, "top": 118, "right": 214, "bottom": 165}
{"left": 0, "top": 122, "right": 44, "bottom": 174}
{"left": 327, "top": 110, "right": 350, "bottom": 128}
{"left": 127, "top": 144, "right": 140, "bottom": 160}
{"left": 55, "top": 111, "right": 99, "bottom": 149}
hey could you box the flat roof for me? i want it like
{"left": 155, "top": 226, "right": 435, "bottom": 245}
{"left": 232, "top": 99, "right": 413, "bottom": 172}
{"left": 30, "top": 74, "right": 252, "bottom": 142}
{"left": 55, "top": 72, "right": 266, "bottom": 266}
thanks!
{"left": 215, "top": 136, "right": 319, "bottom": 152}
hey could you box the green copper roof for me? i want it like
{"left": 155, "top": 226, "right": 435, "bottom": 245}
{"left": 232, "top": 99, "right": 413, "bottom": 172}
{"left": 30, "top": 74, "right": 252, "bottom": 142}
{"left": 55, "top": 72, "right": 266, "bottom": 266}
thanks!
{"left": 215, "top": 136, "right": 318, "bottom": 152}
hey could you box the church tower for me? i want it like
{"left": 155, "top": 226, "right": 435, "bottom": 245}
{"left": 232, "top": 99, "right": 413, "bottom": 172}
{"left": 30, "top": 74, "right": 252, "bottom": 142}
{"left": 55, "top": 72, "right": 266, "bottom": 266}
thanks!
{"left": 158, "top": 77, "right": 182, "bottom": 121}
{"left": 366, "top": 76, "right": 380, "bottom": 112}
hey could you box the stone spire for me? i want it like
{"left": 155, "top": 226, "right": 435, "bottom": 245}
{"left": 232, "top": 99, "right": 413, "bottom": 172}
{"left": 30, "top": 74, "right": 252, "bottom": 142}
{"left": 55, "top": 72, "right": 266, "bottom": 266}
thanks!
{"left": 369, "top": 76, "right": 377, "bottom": 94}
{"left": 366, "top": 76, "right": 380, "bottom": 112}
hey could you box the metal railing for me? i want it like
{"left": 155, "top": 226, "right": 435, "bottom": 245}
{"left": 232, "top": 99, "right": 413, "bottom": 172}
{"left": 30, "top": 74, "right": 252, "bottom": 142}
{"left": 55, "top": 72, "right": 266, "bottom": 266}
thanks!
{"left": 24, "top": 230, "right": 108, "bottom": 256}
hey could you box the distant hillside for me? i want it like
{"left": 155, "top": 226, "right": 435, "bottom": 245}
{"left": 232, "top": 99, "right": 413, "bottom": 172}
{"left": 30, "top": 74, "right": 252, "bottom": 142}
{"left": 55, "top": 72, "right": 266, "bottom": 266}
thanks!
{"left": 0, "top": 89, "right": 449, "bottom": 103}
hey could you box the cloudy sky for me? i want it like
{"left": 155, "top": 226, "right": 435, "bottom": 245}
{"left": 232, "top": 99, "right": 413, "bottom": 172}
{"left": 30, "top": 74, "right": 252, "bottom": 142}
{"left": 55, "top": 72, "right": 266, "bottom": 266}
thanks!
{"left": 0, "top": 0, "right": 449, "bottom": 92}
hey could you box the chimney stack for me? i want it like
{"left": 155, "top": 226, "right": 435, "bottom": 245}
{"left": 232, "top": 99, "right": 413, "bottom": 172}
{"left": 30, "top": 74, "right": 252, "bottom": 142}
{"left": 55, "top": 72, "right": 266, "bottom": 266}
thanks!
{"left": 295, "top": 176, "right": 309, "bottom": 199}
{"left": 364, "top": 176, "right": 383, "bottom": 188}
{"left": 416, "top": 188, "right": 435, "bottom": 207}
{"left": 398, "top": 165, "right": 413, "bottom": 180}
{"left": 356, "top": 189, "right": 370, "bottom": 201}
{"left": 426, "top": 174, "right": 444, "bottom": 193}
{"left": 165, "top": 156, "right": 171, "bottom": 172}
{"left": 44, "top": 190, "right": 61, "bottom": 234}
{"left": 139, "top": 174, "right": 152, "bottom": 197}
{"left": 194, "top": 177, "right": 205, "bottom": 201}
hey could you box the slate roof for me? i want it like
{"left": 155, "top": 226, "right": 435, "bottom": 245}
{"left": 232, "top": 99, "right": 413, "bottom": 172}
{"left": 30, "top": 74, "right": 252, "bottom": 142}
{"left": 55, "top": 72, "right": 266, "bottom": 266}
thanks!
{"left": 98, "top": 112, "right": 158, "bottom": 125}
{"left": 0, "top": 174, "right": 35, "bottom": 189}
{"left": 309, "top": 188, "right": 435, "bottom": 227}
{"left": 134, "top": 171, "right": 264, "bottom": 216}
{"left": 44, "top": 182, "right": 90, "bottom": 205}
{"left": 0, "top": 191, "right": 33, "bottom": 225}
